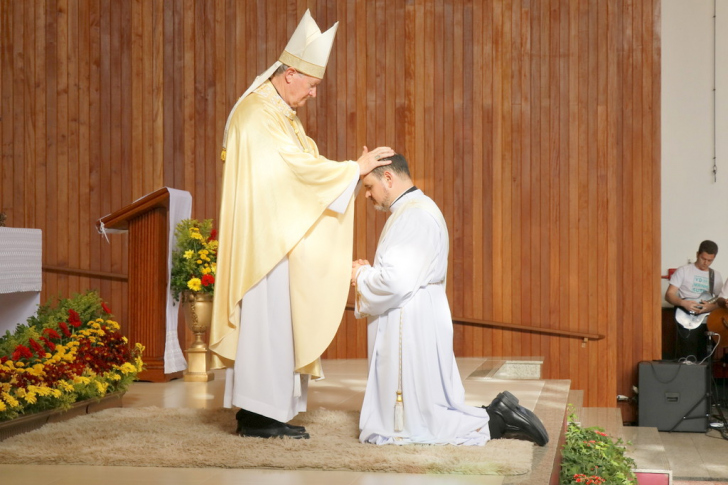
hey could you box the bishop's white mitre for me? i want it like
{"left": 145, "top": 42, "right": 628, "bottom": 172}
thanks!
{"left": 222, "top": 9, "right": 339, "bottom": 153}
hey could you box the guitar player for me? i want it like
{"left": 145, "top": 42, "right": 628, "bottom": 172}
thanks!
{"left": 665, "top": 240, "right": 728, "bottom": 362}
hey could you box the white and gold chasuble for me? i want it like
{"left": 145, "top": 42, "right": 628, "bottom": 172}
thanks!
{"left": 210, "top": 80, "right": 358, "bottom": 381}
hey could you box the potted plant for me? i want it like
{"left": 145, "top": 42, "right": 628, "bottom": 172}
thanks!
{"left": 170, "top": 218, "right": 217, "bottom": 301}
{"left": 170, "top": 218, "right": 217, "bottom": 381}
{"left": 560, "top": 408, "right": 637, "bottom": 484}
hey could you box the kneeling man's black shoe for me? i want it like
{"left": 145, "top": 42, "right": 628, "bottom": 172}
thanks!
{"left": 237, "top": 421, "right": 310, "bottom": 439}
{"left": 487, "top": 392, "right": 549, "bottom": 446}
{"left": 489, "top": 390, "right": 519, "bottom": 408}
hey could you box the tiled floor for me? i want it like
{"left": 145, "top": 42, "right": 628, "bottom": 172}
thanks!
{"left": 661, "top": 426, "right": 728, "bottom": 483}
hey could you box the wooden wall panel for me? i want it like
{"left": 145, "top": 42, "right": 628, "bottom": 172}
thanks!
{"left": 0, "top": 0, "right": 661, "bottom": 417}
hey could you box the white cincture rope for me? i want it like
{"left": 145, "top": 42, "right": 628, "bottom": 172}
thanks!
{"left": 394, "top": 307, "right": 404, "bottom": 432}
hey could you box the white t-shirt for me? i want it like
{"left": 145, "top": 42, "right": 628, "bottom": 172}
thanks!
{"left": 668, "top": 263, "right": 724, "bottom": 300}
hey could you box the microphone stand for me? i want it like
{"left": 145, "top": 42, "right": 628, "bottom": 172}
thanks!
{"left": 703, "top": 331, "right": 728, "bottom": 440}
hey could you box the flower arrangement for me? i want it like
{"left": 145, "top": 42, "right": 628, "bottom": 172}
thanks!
{"left": 560, "top": 408, "right": 637, "bottom": 484}
{"left": 170, "top": 219, "right": 218, "bottom": 301}
{"left": 0, "top": 291, "right": 144, "bottom": 421}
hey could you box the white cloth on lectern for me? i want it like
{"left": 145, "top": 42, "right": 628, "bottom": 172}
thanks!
{"left": 223, "top": 173, "right": 359, "bottom": 421}
{"left": 164, "top": 188, "right": 192, "bottom": 374}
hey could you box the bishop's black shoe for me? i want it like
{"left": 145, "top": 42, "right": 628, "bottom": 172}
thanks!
{"left": 237, "top": 421, "right": 310, "bottom": 439}
{"left": 235, "top": 409, "right": 309, "bottom": 439}
{"left": 485, "top": 390, "right": 549, "bottom": 446}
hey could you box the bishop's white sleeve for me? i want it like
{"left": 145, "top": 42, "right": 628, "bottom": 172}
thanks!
{"left": 328, "top": 166, "right": 359, "bottom": 214}
{"left": 355, "top": 207, "right": 442, "bottom": 317}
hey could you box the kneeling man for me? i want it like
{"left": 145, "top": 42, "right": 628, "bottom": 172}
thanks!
{"left": 352, "top": 154, "right": 549, "bottom": 446}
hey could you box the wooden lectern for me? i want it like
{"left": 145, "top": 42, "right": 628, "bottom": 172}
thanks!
{"left": 97, "top": 188, "right": 184, "bottom": 382}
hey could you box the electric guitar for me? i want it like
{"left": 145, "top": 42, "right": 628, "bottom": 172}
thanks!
{"left": 707, "top": 306, "right": 728, "bottom": 346}
{"left": 674, "top": 291, "right": 719, "bottom": 330}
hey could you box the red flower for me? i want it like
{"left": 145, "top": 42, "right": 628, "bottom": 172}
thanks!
{"left": 40, "top": 336, "right": 56, "bottom": 351}
{"left": 59, "top": 321, "right": 72, "bottom": 337}
{"left": 201, "top": 274, "right": 215, "bottom": 287}
{"left": 68, "top": 309, "right": 82, "bottom": 328}
{"left": 12, "top": 345, "right": 33, "bottom": 361}
{"left": 102, "top": 302, "right": 112, "bottom": 314}
{"left": 43, "top": 328, "right": 61, "bottom": 340}
{"left": 208, "top": 229, "right": 217, "bottom": 241}
{"left": 29, "top": 338, "right": 45, "bottom": 356}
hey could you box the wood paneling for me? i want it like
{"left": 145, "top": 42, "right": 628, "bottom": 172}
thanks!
{"left": 0, "top": 0, "right": 660, "bottom": 417}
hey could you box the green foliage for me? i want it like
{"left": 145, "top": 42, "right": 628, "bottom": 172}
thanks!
{"left": 170, "top": 218, "right": 218, "bottom": 301}
{"left": 560, "top": 408, "right": 637, "bottom": 485}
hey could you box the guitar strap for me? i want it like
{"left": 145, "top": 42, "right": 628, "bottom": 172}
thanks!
{"left": 710, "top": 268, "right": 715, "bottom": 295}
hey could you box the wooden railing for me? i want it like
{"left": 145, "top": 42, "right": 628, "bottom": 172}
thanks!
{"left": 344, "top": 304, "right": 604, "bottom": 342}
{"left": 38, "top": 271, "right": 604, "bottom": 343}
{"left": 42, "top": 265, "right": 128, "bottom": 282}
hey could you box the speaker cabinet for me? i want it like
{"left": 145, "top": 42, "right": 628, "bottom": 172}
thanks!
{"left": 638, "top": 361, "right": 710, "bottom": 432}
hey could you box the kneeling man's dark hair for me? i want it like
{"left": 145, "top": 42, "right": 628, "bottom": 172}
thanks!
{"left": 372, "top": 153, "right": 411, "bottom": 179}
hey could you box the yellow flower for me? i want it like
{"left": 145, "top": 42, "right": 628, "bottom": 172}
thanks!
{"left": 1, "top": 392, "right": 20, "bottom": 408}
{"left": 190, "top": 232, "right": 204, "bottom": 241}
{"left": 26, "top": 364, "right": 45, "bottom": 377}
{"left": 187, "top": 278, "right": 202, "bottom": 291}
{"left": 211, "top": 262, "right": 217, "bottom": 274}
{"left": 118, "top": 362, "right": 137, "bottom": 375}
{"left": 183, "top": 249, "right": 194, "bottom": 259}
{"left": 74, "top": 376, "right": 91, "bottom": 385}
{"left": 57, "top": 380, "right": 74, "bottom": 392}
{"left": 0, "top": 400, "right": 6, "bottom": 412}
{"left": 94, "top": 380, "right": 109, "bottom": 394}
{"left": 29, "top": 385, "right": 53, "bottom": 397}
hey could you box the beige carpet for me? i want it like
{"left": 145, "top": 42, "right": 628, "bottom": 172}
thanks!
{"left": 0, "top": 407, "right": 534, "bottom": 475}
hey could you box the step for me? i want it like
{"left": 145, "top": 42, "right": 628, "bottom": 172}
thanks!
{"left": 468, "top": 356, "right": 544, "bottom": 380}
{"left": 503, "top": 379, "right": 572, "bottom": 484}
